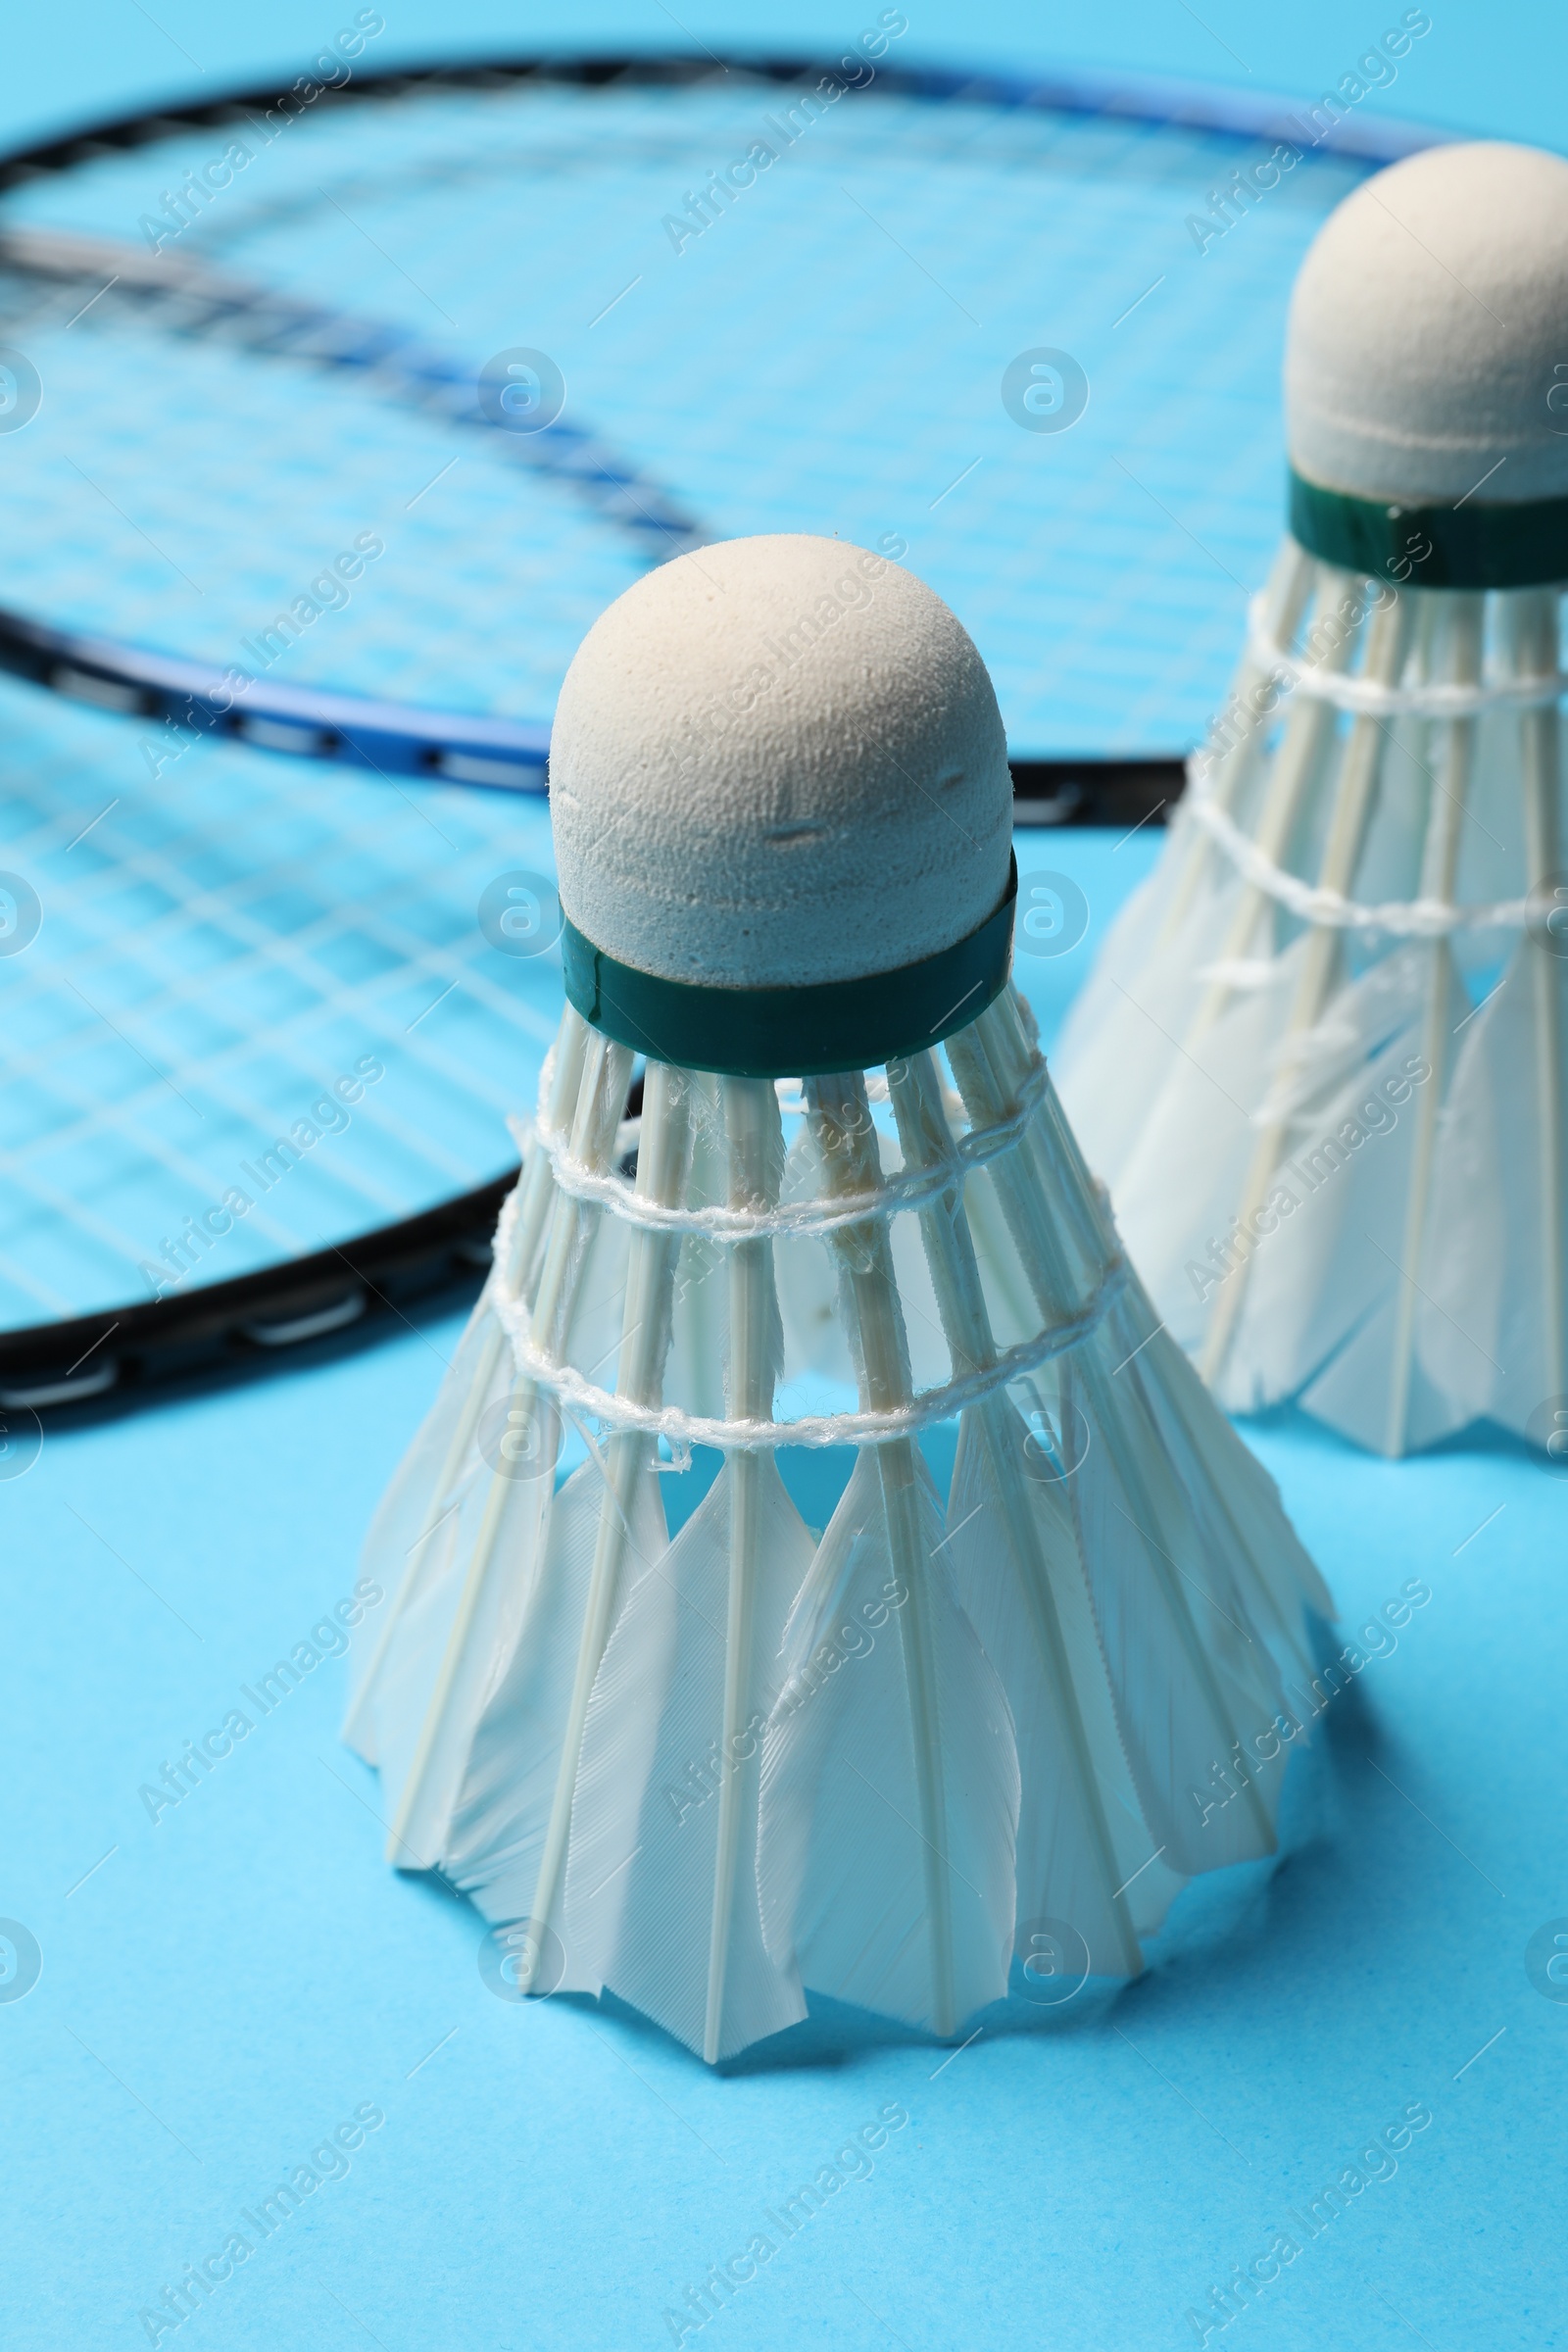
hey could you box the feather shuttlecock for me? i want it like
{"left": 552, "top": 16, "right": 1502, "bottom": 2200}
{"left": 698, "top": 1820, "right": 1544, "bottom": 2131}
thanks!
{"left": 1054, "top": 141, "right": 1568, "bottom": 1458}
{"left": 345, "top": 534, "right": 1330, "bottom": 2061}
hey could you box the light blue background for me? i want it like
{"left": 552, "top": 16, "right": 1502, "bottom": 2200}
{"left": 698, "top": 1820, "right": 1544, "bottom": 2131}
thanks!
{"left": 2, "top": 11, "right": 1564, "bottom": 2352}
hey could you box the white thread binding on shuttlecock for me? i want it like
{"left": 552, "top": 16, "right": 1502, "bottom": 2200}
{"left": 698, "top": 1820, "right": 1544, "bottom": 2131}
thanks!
{"left": 486, "top": 1200, "right": 1131, "bottom": 1452}
{"left": 1246, "top": 596, "right": 1568, "bottom": 721}
{"left": 1183, "top": 769, "right": 1533, "bottom": 936}
{"left": 516, "top": 1053, "right": 1054, "bottom": 1244}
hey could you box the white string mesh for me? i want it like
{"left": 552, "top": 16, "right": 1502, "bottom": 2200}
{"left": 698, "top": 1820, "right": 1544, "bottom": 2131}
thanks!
{"left": 513, "top": 1052, "right": 1053, "bottom": 1243}
{"left": 487, "top": 1029, "right": 1129, "bottom": 1452}
{"left": 1246, "top": 594, "right": 1567, "bottom": 719}
{"left": 1183, "top": 765, "right": 1533, "bottom": 936}
{"left": 488, "top": 1194, "right": 1130, "bottom": 1452}
{"left": 1190, "top": 579, "right": 1555, "bottom": 936}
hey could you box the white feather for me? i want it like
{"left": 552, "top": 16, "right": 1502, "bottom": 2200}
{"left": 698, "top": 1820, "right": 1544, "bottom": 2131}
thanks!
{"left": 1062, "top": 1336, "right": 1283, "bottom": 1877}
{"left": 1091, "top": 936, "right": 1305, "bottom": 1358}
{"left": 370, "top": 1399, "right": 562, "bottom": 1867}
{"left": 1411, "top": 943, "right": 1566, "bottom": 1441}
{"left": 343, "top": 1292, "right": 510, "bottom": 1767}
{"left": 1054, "top": 863, "right": 1240, "bottom": 1186}
{"left": 1218, "top": 946, "right": 1446, "bottom": 1415}
{"left": 759, "top": 1445, "right": 1018, "bottom": 2036}
{"left": 1281, "top": 955, "right": 1467, "bottom": 1449}
{"left": 1136, "top": 1323, "right": 1333, "bottom": 1642}
{"left": 945, "top": 1396, "right": 1157, "bottom": 1974}
{"left": 565, "top": 1456, "right": 814, "bottom": 2058}
{"left": 949, "top": 999, "right": 1305, "bottom": 1875}
{"left": 441, "top": 1453, "right": 670, "bottom": 1965}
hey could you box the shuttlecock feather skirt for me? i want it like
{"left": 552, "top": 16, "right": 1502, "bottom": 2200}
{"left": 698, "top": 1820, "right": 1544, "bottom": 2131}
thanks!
{"left": 1054, "top": 537, "right": 1568, "bottom": 1459}
{"left": 345, "top": 989, "right": 1329, "bottom": 2060}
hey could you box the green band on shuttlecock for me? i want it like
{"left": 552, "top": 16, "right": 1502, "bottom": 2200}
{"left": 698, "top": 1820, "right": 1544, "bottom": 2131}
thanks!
{"left": 1289, "top": 467, "right": 1568, "bottom": 590}
{"left": 561, "top": 857, "right": 1018, "bottom": 1079}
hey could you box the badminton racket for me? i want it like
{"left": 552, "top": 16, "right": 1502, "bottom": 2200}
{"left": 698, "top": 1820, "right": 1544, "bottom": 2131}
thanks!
{"left": 0, "top": 46, "right": 1440, "bottom": 1413}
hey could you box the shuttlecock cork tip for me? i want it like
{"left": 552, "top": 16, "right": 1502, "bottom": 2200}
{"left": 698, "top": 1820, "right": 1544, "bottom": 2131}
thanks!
{"left": 1285, "top": 140, "right": 1568, "bottom": 510}
{"left": 550, "top": 532, "right": 1013, "bottom": 993}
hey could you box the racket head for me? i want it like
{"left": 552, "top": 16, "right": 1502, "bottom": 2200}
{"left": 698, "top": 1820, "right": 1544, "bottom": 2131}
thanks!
{"left": 0, "top": 52, "right": 1439, "bottom": 1406}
